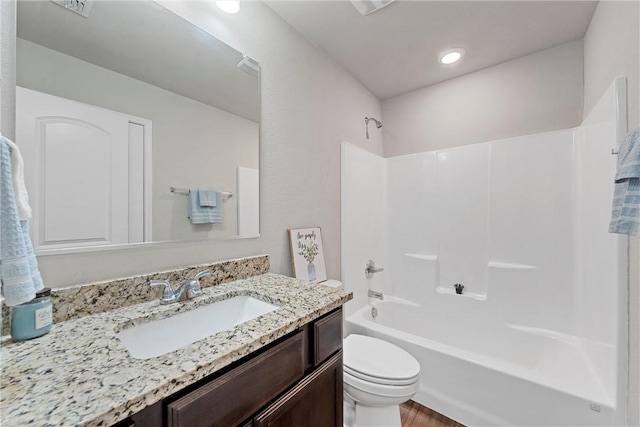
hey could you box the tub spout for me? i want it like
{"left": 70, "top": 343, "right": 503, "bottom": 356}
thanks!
{"left": 368, "top": 290, "right": 384, "bottom": 300}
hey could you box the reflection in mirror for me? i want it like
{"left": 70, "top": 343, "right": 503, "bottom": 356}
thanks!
{"left": 15, "top": 0, "right": 260, "bottom": 254}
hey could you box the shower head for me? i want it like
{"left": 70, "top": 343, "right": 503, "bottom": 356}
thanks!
{"left": 365, "top": 117, "right": 383, "bottom": 139}
{"left": 366, "top": 117, "right": 383, "bottom": 128}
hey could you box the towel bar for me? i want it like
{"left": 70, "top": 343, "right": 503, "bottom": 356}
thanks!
{"left": 170, "top": 186, "right": 233, "bottom": 198}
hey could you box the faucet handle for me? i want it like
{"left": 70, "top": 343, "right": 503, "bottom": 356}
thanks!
{"left": 150, "top": 280, "right": 178, "bottom": 305}
{"left": 185, "top": 270, "right": 209, "bottom": 299}
{"left": 365, "top": 260, "right": 384, "bottom": 279}
{"left": 193, "top": 270, "right": 210, "bottom": 281}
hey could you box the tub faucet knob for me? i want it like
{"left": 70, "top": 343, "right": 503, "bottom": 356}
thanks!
{"left": 365, "top": 259, "right": 384, "bottom": 279}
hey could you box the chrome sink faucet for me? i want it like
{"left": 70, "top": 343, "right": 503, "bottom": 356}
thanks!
{"left": 150, "top": 270, "right": 210, "bottom": 305}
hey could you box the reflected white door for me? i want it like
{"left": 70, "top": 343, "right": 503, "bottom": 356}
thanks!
{"left": 16, "top": 86, "right": 149, "bottom": 251}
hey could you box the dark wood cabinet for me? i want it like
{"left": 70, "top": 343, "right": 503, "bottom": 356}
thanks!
{"left": 115, "top": 307, "right": 343, "bottom": 427}
{"left": 313, "top": 308, "right": 343, "bottom": 366}
{"left": 167, "top": 331, "right": 306, "bottom": 427}
{"left": 253, "top": 351, "right": 343, "bottom": 427}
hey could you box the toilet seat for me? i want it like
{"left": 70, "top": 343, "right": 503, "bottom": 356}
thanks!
{"left": 344, "top": 370, "right": 420, "bottom": 399}
{"left": 344, "top": 365, "right": 418, "bottom": 386}
{"left": 343, "top": 334, "right": 420, "bottom": 386}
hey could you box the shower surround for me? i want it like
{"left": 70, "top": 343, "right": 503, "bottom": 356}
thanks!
{"left": 341, "top": 78, "right": 628, "bottom": 426}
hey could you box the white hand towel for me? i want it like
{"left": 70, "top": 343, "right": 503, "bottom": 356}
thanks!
{"left": 1, "top": 135, "right": 32, "bottom": 221}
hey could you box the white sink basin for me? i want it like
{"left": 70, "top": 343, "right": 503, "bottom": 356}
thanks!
{"left": 116, "top": 295, "right": 278, "bottom": 359}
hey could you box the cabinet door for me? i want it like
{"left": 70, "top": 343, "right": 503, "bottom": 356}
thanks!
{"left": 253, "top": 351, "right": 343, "bottom": 427}
{"left": 167, "top": 331, "right": 305, "bottom": 427}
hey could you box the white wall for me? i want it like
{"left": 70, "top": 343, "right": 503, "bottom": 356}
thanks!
{"left": 17, "top": 38, "right": 259, "bottom": 242}
{"left": 2, "top": 0, "right": 382, "bottom": 287}
{"left": 340, "top": 143, "right": 386, "bottom": 317}
{"left": 382, "top": 40, "right": 584, "bottom": 157}
{"left": 583, "top": 2, "right": 640, "bottom": 424}
{"left": 0, "top": 0, "right": 16, "bottom": 139}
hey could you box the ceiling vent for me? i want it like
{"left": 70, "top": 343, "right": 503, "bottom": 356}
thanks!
{"left": 51, "top": 0, "right": 93, "bottom": 18}
{"left": 351, "top": 0, "right": 396, "bottom": 16}
{"left": 237, "top": 54, "right": 260, "bottom": 78}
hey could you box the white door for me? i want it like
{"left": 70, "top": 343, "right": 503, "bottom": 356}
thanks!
{"left": 16, "top": 86, "right": 149, "bottom": 251}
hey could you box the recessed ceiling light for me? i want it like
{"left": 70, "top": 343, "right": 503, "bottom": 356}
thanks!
{"left": 216, "top": 0, "right": 240, "bottom": 14}
{"left": 440, "top": 49, "right": 465, "bottom": 65}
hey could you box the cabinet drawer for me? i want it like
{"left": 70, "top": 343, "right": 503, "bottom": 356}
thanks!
{"left": 253, "top": 351, "right": 343, "bottom": 427}
{"left": 314, "top": 308, "right": 342, "bottom": 366}
{"left": 167, "top": 331, "right": 305, "bottom": 427}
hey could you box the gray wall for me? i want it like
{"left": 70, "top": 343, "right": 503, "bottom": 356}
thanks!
{"left": 381, "top": 40, "right": 584, "bottom": 157}
{"left": 583, "top": 1, "right": 640, "bottom": 424}
{"left": 13, "top": 0, "right": 382, "bottom": 287}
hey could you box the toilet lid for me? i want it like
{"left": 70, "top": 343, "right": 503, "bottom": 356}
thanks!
{"left": 343, "top": 335, "right": 420, "bottom": 385}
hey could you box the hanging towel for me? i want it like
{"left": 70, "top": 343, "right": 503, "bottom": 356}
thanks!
{"left": 1, "top": 135, "right": 31, "bottom": 220}
{"left": 609, "top": 127, "right": 640, "bottom": 236}
{"left": 198, "top": 189, "right": 217, "bottom": 207}
{"left": 188, "top": 189, "right": 223, "bottom": 224}
{"left": 0, "top": 139, "right": 44, "bottom": 306}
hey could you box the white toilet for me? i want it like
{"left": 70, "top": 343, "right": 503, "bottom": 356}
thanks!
{"left": 321, "top": 280, "right": 421, "bottom": 427}
{"left": 343, "top": 334, "right": 421, "bottom": 427}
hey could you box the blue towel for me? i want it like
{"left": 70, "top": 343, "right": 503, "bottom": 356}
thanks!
{"left": 610, "top": 127, "right": 640, "bottom": 236}
{"left": 0, "top": 138, "right": 44, "bottom": 306}
{"left": 198, "top": 189, "right": 217, "bottom": 207}
{"left": 188, "top": 189, "right": 222, "bottom": 224}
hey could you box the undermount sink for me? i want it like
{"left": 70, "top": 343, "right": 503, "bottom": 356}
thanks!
{"left": 116, "top": 295, "right": 278, "bottom": 359}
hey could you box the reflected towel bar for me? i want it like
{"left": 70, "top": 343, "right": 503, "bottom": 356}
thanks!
{"left": 170, "top": 186, "right": 233, "bottom": 198}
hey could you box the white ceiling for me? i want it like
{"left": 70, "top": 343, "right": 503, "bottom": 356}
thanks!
{"left": 265, "top": 0, "right": 598, "bottom": 100}
{"left": 17, "top": 1, "right": 260, "bottom": 122}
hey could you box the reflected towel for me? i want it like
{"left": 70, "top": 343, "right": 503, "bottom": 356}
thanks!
{"left": 198, "top": 189, "right": 217, "bottom": 207}
{"left": 610, "top": 127, "right": 640, "bottom": 236}
{"left": 188, "top": 189, "right": 222, "bottom": 224}
{"left": 0, "top": 139, "right": 44, "bottom": 306}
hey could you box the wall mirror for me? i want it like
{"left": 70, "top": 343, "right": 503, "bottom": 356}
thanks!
{"left": 15, "top": 0, "right": 260, "bottom": 255}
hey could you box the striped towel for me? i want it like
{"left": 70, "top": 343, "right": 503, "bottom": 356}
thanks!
{"left": 609, "top": 127, "right": 640, "bottom": 236}
{"left": 0, "top": 138, "right": 44, "bottom": 306}
{"left": 188, "top": 189, "right": 222, "bottom": 224}
{"left": 198, "top": 189, "right": 217, "bottom": 207}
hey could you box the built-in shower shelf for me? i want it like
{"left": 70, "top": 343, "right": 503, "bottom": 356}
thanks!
{"left": 435, "top": 286, "right": 487, "bottom": 301}
{"left": 488, "top": 261, "right": 537, "bottom": 270}
{"left": 405, "top": 253, "right": 438, "bottom": 261}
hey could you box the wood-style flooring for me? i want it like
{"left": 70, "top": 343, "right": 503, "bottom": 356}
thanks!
{"left": 400, "top": 400, "right": 466, "bottom": 427}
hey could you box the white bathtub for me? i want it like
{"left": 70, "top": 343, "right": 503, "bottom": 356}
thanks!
{"left": 345, "top": 299, "right": 619, "bottom": 426}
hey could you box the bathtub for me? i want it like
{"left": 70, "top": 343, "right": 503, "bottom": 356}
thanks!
{"left": 345, "top": 299, "right": 619, "bottom": 426}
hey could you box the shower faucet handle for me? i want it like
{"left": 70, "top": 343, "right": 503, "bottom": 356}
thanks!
{"left": 365, "top": 259, "right": 384, "bottom": 279}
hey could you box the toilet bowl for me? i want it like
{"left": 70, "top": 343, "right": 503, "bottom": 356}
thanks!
{"left": 319, "top": 279, "right": 421, "bottom": 427}
{"left": 343, "top": 334, "right": 421, "bottom": 427}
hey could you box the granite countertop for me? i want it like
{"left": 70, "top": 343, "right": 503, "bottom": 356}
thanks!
{"left": 1, "top": 273, "right": 352, "bottom": 426}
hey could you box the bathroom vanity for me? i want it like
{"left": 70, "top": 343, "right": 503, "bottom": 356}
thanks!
{"left": 0, "top": 263, "right": 351, "bottom": 427}
{"left": 116, "top": 307, "right": 344, "bottom": 427}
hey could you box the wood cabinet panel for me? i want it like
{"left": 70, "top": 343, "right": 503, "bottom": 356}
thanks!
{"left": 314, "top": 308, "right": 343, "bottom": 366}
{"left": 253, "top": 351, "right": 343, "bottom": 427}
{"left": 167, "top": 331, "right": 305, "bottom": 427}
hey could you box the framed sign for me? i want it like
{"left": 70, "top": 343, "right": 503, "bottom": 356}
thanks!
{"left": 288, "top": 227, "right": 327, "bottom": 283}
